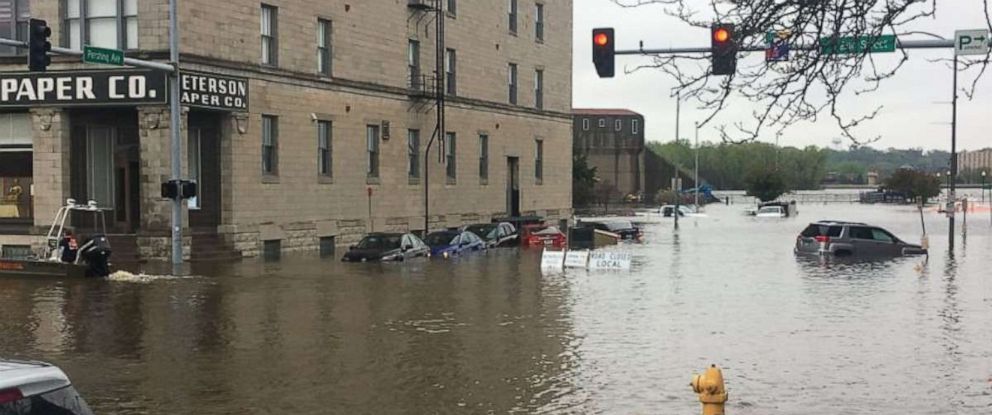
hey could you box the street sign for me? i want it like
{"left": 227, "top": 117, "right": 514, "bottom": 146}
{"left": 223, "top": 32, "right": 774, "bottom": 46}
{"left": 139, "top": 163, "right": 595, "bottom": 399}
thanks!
{"left": 765, "top": 30, "right": 791, "bottom": 62}
{"left": 955, "top": 29, "right": 990, "bottom": 56}
{"left": 820, "top": 34, "right": 897, "bottom": 55}
{"left": 83, "top": 45, "right": 124, "bottom": 66}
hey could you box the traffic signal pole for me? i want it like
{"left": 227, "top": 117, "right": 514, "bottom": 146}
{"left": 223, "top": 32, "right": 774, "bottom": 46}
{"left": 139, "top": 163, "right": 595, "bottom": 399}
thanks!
{"left": 612, "top": 38, "right": 955, "bottom": 56}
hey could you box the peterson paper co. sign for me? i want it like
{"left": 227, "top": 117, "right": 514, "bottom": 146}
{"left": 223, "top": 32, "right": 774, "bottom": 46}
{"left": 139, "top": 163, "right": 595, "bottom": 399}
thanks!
{"left": 0, "top": 70, "right": 167, "bottom": 108}
{"left": 180, "top": 71, "right": 249, "bottom": 112}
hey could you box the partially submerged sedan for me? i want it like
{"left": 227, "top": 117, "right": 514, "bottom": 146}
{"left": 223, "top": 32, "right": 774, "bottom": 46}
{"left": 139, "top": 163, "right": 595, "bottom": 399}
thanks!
{"left": 425, "top": 230, "right": 487, "bottom": 258}
{"left": 795, "top": 221, "right": 927, "bottom": 257}
{"left": 342, "top": 232, "right": 430, "bottom": 262}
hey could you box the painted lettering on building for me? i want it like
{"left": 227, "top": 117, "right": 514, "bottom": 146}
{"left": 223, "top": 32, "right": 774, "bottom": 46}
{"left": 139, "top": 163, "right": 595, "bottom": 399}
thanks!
{"left": 180, "top": 72, "right": 249, "bottom": 112}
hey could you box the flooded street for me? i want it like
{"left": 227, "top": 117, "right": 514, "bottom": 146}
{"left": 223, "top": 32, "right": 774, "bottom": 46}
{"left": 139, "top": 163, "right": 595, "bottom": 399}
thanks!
{"left": 2, "top": 202, "right": 991, "bottom": 414}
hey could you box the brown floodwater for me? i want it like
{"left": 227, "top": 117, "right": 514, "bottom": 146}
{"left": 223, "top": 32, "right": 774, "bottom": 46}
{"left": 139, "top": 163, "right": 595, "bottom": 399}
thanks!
{"left": 1, "top": 202, "right": 990, "bottom": 414}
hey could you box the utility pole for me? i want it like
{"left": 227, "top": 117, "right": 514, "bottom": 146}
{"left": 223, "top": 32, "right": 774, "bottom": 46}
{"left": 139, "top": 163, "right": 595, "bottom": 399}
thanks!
{"left": 169, "top": 0, "right": 183, "bottom": 266}
{"left": 694, "top": 121, "right": 700, "bottom": 207}
{"left": 948, "top": 56, "right": 958, "bottom": 251}
{"left": 673, "top": 93, "right": 680, "bottom": 230}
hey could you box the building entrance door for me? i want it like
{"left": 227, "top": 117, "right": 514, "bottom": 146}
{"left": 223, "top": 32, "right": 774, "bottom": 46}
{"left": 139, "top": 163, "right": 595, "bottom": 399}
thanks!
{"left": 188, "top": 112, "right": 222, "bottom": 231}
{"left": 507, "top": 157, "right": 520, "bottom": 217}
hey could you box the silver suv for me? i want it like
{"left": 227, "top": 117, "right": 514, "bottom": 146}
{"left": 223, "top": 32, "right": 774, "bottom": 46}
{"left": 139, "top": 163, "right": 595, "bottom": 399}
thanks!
{"left": 795, "top": 221, "right": 926, "bottom": 257}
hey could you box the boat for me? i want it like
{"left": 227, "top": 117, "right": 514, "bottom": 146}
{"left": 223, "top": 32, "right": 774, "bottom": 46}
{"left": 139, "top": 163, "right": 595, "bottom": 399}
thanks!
{"left": 0, "top": 199, "right": 113, "bottom": 278}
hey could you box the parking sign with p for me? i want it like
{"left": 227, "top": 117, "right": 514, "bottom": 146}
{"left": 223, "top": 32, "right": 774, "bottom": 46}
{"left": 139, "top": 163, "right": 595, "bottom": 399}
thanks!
{"left": 955, "top": 29, "right": 990, "bottom": 56}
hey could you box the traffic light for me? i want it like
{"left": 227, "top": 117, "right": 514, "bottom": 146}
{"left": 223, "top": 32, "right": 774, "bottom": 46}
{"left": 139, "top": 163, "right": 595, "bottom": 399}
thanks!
{"left": 28, "top": 18, "right": 51, "bottom": 72}
{"left": 592, "top": 28, "right": 615, "bottom": 78}
{"left": 161, "top": 180, "right": 198, "bottom": 200}
{"left": 711, "top": 24, "right": 737, "bottom": 76}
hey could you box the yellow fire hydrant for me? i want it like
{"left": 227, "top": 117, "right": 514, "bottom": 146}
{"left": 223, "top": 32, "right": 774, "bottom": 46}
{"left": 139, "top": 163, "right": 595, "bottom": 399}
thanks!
{"left": 690, "top": 364, "right": 728, "bottom": 415}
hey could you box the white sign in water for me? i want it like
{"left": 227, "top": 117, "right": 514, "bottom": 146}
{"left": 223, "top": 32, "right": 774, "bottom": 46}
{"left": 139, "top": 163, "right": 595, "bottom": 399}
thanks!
{"left": 588, "top": 251, "right": 633, "bottom": 271}
{"left": 564, "top": 250, "right": 589, "bottom": 268}
{"left": 540, "top": 249, "right": 565, "bottom": 271}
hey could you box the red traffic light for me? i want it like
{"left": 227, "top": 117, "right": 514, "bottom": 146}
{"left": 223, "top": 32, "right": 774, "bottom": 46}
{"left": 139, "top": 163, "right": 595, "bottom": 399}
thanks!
{"left": 594, "top": 32, "right": 610, "bottom": 46}
{"left": 713, "top": 28, "right": 730, "bottom": 43}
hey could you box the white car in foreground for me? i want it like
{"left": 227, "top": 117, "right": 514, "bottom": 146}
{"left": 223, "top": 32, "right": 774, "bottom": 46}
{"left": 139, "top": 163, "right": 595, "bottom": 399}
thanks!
{"left": 0, "top": 359, "right": 94, "bottom": 415}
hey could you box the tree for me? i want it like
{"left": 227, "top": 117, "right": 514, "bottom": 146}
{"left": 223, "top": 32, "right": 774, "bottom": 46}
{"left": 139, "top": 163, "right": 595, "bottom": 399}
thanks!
{"left": 572, "top": 154, "right": 599, "bottom": 207}
{"left": 612, "top": 0, "right": 992, "bottom": 145}
{"left": 745, "top": 168, "right": 788, "bottom": 202}
{"left": 884, "top": 168, "right": 940, "bottom": 202}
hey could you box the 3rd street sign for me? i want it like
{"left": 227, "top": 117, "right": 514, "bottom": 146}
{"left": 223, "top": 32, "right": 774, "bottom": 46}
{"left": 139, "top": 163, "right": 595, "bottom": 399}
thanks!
{"left": 955, "top": 29, "right": 990, "bottom": 56}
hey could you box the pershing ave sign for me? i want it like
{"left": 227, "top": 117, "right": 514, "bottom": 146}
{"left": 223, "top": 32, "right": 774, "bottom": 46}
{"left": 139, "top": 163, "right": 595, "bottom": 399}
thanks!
{"left": 0, "top": 70, "right": 167, "bottom": 107}
{"left": 0, "top": 69, "right": 250, "bottom": 112}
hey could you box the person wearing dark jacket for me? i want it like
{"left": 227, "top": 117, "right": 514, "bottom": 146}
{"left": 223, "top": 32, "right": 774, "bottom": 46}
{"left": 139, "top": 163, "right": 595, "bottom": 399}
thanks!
{"left": 60, "top": 230, "right": 79, "bottom": 263}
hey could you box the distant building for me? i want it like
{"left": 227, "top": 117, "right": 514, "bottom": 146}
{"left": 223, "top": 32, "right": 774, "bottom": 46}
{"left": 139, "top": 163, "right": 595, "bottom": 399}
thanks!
{"left": 572, "top": 109, "right": 645, "bottom": 201}
{"left": 867, "top": 171, "right": 880, "bottom": 186}
{"left": 957, "top": 148, "right": 992, "bottom": 173}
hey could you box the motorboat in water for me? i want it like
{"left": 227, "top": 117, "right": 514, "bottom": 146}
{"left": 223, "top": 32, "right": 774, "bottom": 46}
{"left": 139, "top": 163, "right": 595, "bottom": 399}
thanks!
{"left": 0, "top": 199, "right": 113, "bottom": 278}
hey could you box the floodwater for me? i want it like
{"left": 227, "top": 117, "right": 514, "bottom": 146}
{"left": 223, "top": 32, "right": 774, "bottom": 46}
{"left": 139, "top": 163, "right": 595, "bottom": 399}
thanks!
{"left": 2, "top": 202, "right": 991, "bottom": 414}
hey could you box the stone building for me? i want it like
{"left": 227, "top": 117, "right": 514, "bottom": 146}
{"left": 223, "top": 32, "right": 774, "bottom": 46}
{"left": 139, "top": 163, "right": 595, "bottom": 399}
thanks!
{"left": 0, "top": 0, "right": 573, "bottom": 260}
{"left": 572, "top": 108, "right": 644, "bottom": 201}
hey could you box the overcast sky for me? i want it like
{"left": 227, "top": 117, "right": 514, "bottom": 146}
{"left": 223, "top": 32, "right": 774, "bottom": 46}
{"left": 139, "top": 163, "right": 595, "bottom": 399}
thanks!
{"left": 572, "top": 0, "right": 992, "bottom": 151}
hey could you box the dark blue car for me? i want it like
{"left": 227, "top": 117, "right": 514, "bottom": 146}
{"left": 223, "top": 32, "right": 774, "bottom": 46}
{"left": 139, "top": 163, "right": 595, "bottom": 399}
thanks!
{"left": 424, "top": 230, "right": 486, "bottom": 258}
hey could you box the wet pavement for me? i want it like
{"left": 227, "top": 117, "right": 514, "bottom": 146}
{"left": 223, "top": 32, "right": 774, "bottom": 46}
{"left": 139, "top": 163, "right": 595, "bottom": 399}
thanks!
{"left": 1, "top": 202, "right": 991, "bottom": 414}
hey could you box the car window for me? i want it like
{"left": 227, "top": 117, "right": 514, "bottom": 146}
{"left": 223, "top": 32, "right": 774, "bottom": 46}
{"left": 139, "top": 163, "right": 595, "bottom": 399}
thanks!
{"left": 871, "top": 228, "right": 895, "bottom": 243}
{"left": 0, "top": 386, "right": 95, "bottom": 415}
{"left": 357, "top": 235, "right": 400, "bottom": 249}
{"left": 848, "top": 227, "right": 874, "bottom": 240}
{"left": 827, "top": 226, "right": 843, "bottom": 237}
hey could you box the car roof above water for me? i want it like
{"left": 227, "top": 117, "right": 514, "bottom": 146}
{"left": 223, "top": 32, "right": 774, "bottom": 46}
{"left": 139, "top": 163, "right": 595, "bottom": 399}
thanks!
{"left": 0, "top": 359, "right": 71, "bottom": 397}
{"left": 810, "top": 220, "right": 869, "bottom": 226}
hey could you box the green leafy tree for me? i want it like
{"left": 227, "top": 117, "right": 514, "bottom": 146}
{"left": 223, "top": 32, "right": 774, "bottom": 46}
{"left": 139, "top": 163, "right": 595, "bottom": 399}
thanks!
{"left": 745, "top": 168, "right": 788, "bottom": 202}
{"left": 884, "top": 169, "right": 940, "bottom": 202}
{"left": 572, "top": 154, "right": 598, "bottom": 207}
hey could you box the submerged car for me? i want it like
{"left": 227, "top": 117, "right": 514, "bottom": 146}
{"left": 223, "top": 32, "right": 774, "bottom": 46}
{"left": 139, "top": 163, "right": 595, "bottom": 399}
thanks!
{"left": 755, "top": 205, "right": 786, "bottom": 218}
{"left": 0, "top": 359, "right": 94, "bottom": 415}
{"left": 463, "top": 222, "right": 518, "bottom": 248}
{"left": 424, "top": 230, "right": 487, "bottom": 258}
{"left": 342, "top": 232, "right": 430, "bottom": 262}
{"left": 794, "top": 221, "right": 926, "bottom": 257}
{"left": 520, "top": 224, "right": 567, "bottom": 248}
{"left": 580, "top": 220, "right": 643, "bottom": 241}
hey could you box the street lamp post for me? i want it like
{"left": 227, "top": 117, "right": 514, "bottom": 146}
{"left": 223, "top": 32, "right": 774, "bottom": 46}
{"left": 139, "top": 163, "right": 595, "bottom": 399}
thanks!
{"left": 981, "top": 170, "right": 987, "bottom": 204}
{"left": 694, "top": 122, "right": 700, "bottom": 207}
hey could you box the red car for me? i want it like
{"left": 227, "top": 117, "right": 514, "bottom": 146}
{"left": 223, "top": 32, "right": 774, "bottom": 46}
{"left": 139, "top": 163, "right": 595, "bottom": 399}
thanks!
{"left": 520, "top": 224, "right": 567, "bottom": 248}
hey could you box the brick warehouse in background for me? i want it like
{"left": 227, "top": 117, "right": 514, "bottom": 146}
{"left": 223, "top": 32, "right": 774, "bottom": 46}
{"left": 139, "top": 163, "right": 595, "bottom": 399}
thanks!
{"left": 0, "top": 0, "right": 573, "bottom": 260}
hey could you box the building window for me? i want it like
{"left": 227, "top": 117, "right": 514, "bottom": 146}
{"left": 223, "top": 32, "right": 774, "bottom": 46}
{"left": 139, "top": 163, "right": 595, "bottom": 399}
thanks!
{"left": 261, "top": 4, "right": 277, "bottom": 65}
{"left": 317, "top": 18, "right": 331, "bottom": 76}
{"left": 0, "top": 113, "right": 33, "bottom": 221}
{"left": 187, "top": 128, "right": 201, "bottom": 209}
{"left": 0, "top": 0, "right": 29, "bottom": 55}
{"left": 261, "top": 115, "right": 278, "bottom": 175}
{"left": 63, "top": 0, "right": 138, "bottom": 50}
{"left": 317, "top": 120, "right": 332, "bottom": 177}
{"left": 615, "top": 119, "right": 622, "bottom": 132}
{"left": 508, "top": 0, "right": 517, "bottom": 34}
{"left": 632, "top": 119, "right": 639, "bottom": 134}
{"left": 408, "top": 39, "right": 420, "bottom": 89}
{"left": 508, "top": 63, "right": 517, "bottom": 104}
{"left": 445, "top": 132, "right": 457, "bottom": 181}
{"left": 535, "top": 3, "right": 544, "bottom": 42}
{"left": 366, "top": 125, "right": 380, "bottom": 178}
{"left": 534, "top": 69, "right": 544, "bottom": 109}
{"left": 479, "top": 134, "right": 489, "bottom": 180}
{"left": 447, "top": 0, "right": 456, "bottom": 16}
{"left": 582, "top": 119, "right": 589, "bottom": 131}
{"left": 598, "top": 118, "right": 605, "bottom": 128}
{"left": 445, "top": 48, "right": 456, "bottom": 95}
{"left": 535, "top": 139, "right": 544, "bottom": 182}
{"left": 408, "top": 129, "right": 420, "bottom": 179}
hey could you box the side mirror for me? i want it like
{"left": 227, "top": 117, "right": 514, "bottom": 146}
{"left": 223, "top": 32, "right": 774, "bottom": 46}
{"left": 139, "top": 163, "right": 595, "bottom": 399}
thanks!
{"left": 349, "top": 245, "right": 357, "bottom": 250}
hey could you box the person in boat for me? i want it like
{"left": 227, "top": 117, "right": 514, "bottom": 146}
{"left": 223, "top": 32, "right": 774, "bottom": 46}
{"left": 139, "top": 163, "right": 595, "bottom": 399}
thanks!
{"left": 60, "top": 229, "right": 79, "bottom": 263}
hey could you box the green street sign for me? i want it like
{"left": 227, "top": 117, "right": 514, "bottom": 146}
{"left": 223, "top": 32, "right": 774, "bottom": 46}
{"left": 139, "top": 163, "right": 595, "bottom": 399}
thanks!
{"left": 820, "top": 34, "right": 897, "bottom": 55}
{"left": 83, "top": 45, "right": 124, "bottom": 66}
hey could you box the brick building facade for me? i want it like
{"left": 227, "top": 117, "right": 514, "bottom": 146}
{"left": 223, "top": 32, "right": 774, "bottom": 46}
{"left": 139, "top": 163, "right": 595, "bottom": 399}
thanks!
{"left": 572, "top": 108, "right": 644, "bottom": 201}
{"left": 957, "top": 148, "right": 992, "bottom": 173}
{"left": 0, "top": 0, "right": 573, "bottom": 260}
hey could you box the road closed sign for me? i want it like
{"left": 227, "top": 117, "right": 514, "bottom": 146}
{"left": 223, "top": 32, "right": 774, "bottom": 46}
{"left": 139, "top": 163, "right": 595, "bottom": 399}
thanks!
{"left": 588, "top": 251, "right": 632, "bottom": 271}
{"left": 955, "top": 29, "right": 990, "bottom": 56}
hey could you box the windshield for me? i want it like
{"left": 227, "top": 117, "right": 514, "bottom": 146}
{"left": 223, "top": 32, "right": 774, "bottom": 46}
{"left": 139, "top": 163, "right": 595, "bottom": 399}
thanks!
{"left": 466, "top": 225, "right": 496, "bottom": 239}
{"left": 605, "top": 221, "right": 633, "bottom": 231}
{"left": 356, "top": 235, "right": 401, "bottom": 250}
{"left": 425, "top": 232, "right": 458, "bottom": 247}
{"left": 758, "top": 207, "right": 781, "bottom": 214}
